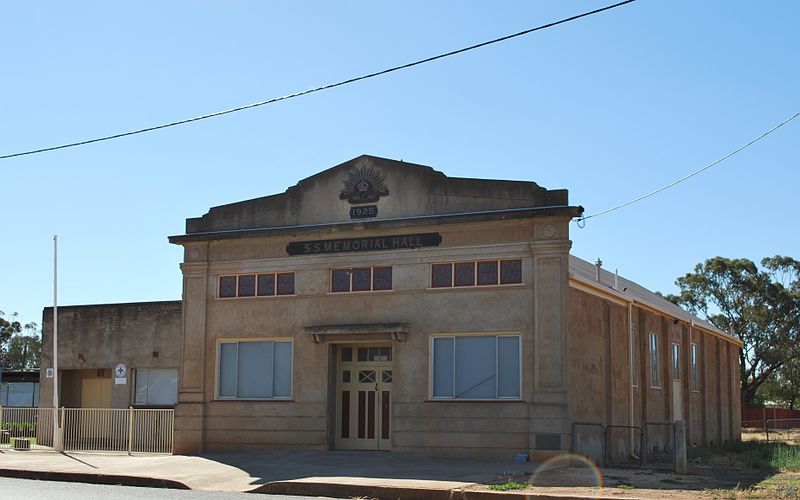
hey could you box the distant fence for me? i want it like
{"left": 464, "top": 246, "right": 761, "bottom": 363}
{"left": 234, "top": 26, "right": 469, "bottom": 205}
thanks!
{"left": 742, "top": 406, "right": 800, "bottom": 424}
{"left": 739, "top": 415, "right": 800, "bottom": 444}
{"left": 0, "top": 406, "right": 174, "bottom": 454}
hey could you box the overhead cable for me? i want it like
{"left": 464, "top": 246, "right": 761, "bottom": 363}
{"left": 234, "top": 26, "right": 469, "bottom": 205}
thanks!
{"left": 576, "top": 111, "right": 800, "bottom": 225}
{"left": 0, "top": 0, "right": 636, "bottom": 161}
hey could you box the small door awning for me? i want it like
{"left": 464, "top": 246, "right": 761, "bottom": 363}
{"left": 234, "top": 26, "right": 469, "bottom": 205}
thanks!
{"left": 304, "top": 323, "right": 410, "bottom": 343}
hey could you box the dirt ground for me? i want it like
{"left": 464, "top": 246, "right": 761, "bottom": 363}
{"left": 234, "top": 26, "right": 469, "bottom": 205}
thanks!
{"left": 465, "top": 449, "right": 800, "bottom": 499}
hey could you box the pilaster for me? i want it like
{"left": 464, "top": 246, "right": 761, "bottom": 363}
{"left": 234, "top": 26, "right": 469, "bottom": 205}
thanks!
{"left": 529, "top": 234, "right": 572, "bottom": 455}
{"left": 174, "top": 243, "right": 209, "bottom": 454}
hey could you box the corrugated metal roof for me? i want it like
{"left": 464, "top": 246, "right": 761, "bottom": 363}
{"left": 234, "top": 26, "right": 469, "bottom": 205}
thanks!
{"left": 569, "top": 255, "right": 737, "bottom": 342}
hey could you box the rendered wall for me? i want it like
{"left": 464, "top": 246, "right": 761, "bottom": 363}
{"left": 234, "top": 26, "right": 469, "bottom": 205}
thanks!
{"left": 40, "top": 301, "right": 182, "bottom": 409}
{"left": 567, "top": 287, "right": 742, "bottom": 458}
{"left": 174, "top": 218, "right": 573, "bottom": 459}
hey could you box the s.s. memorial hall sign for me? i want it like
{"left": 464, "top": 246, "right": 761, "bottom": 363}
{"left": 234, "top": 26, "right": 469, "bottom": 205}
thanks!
{"left": 286, "top": 232, "right": 442, "bottom": 256}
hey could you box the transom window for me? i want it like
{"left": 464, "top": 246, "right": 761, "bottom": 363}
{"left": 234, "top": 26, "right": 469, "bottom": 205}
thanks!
{"left": 218, "top": 273, "right": 295, "bottom": 298}
{"left": 331, "top": 267, "right": 392, "bottom": 293}
{"left": 218, "top": 340, "right": 293, "bottom": 399}
{"left": 357, "top": 346, "right": 392, "bottom": 362}
{"left": 431, "top": 259, "right": 522, "bottom": 288}
{"left": 431, "top": 335, "right": 520, "bottom": 399}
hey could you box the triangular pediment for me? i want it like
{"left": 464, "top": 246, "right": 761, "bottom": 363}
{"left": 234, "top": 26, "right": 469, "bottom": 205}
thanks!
{"left": 184, "top": 155, "right": 570, "bottom": 234}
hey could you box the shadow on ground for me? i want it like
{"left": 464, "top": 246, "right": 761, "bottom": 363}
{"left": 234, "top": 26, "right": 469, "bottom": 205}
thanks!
{"left": 525, "top": 441, "right": 793, "bottom": 493}
{"left": 200, "top": 450, "right": 535, "bottom": 486}
{"left": 191, "top": 441, "right": 800, "bottom": 498}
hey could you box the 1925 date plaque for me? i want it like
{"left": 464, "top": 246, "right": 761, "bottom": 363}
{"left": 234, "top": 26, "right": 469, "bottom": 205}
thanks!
{"left": 350, "top": 205, "right": 378, "bottom": 219}
{"left": 287, "top": 232, "right": 442, "bottom": 255}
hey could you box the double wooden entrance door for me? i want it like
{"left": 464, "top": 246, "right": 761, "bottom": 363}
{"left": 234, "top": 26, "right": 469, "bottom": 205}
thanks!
{"left": 334, "top": 344, "right": 392, "bottom": 450}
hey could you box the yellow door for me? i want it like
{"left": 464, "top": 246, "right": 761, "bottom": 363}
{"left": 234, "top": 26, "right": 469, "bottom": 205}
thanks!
{"left": 335, "top": 344, "right": 392, "bottom": 450}
{"left": 79, "top": 378, "right": 112, "bottom": 441}
{"left": 81, "top": 378, "right": 112, "bottom": 408}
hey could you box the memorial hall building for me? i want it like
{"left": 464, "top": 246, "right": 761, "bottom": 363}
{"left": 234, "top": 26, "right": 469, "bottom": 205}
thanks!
{"left": 40, "top": 155, "right": 742, "bottom": 460}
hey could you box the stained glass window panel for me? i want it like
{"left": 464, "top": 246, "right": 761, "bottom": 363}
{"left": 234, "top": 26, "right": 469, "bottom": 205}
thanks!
{"left": 454, "top": 262, "right": 475, "bottom": 287}
{"left": 219, "top": 276, "right": 237, "bottom": 298}
{"left": 352, "top": 268, "right": 371, "bottom": 291}
{"left": 477, "top": 261, "right": 498, "bottom": 285}
{"left": 431, "top": 263, "right": 452, "bottom": 288}
{"left": 277, "top": 273, "right": 295, "bottom": 295}
{"left": 500, "top": 260, "right": 522, "bottom": 284}
{"left": 238, "top": 274, "right": 256, "bottom": 297}
{"left": 332, "top": 270, "right": 350, "bottom": 292}
{"left": 372, "top": 267, "right": 392, "bottom": 290}
{"left": 257, "top": 274, "right": 275, "bottom": 296}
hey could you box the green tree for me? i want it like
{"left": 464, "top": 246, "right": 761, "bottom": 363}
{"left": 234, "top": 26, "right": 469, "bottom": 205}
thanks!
{"left": 4, "top": 322, "right": 42, "bottom": 370}
{"left": 0, "top": 311, "right": 42, "bottom": 371}
{"left": 667, "top": 256, "right": 800, "bottom": 406}
{"left": 0, "top": 310, "right": 22, "bottom": 346}
{"left": 758, "top": 362, "right": 800, "bottom": 409}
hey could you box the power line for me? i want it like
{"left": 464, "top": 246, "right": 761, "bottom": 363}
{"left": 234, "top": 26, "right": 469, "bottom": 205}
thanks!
{"left": 0, "top": 0, "right": 636, "bottom": 161}
{"left": 576, "top": 111, "right": 800, "bottom": 225}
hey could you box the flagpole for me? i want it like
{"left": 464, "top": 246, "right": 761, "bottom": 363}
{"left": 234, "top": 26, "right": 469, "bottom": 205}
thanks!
{"left": 52, "top": 235, "right": 61, "bottom": 450}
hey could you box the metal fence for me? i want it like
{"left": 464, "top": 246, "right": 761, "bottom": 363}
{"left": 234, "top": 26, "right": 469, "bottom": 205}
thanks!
{"left": 571, "top": 422, "right": 605, "bottom": 466}
{"left": 571, "top": 421, "right": 678, "bottom": 470}
{"left": 605, "top": 425, "right": 643, "bottom": 468}
{"left": 0, "top": 407, "right": 174, "bottom": 454}
{"left": 642, "top": 422, "right": 675, "bottom": 469}
{"left": 0, "top": 407, "right": 56, "bottom": 451}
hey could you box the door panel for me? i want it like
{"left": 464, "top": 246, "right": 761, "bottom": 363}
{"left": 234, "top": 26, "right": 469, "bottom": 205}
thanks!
{"left": 79, "top": 378, "right": 112, "bottom": 440}
{"left": 335, "top": 344, "right": 392, "bottom": 450}
{"left": 81, "top": 378, "right": 111, "bottom": 408}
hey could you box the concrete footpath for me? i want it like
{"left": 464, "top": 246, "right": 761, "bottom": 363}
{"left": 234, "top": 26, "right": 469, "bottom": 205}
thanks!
{"left": 0, "top": 449, "right": 622, "bottom": 499}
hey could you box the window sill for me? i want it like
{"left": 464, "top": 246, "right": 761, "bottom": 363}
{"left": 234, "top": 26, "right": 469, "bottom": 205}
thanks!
{"left": 426, "top": 282, "right": 526, "bottom": 291}
{"left": 327, "top": 289, "right": 396, "bottom": 295}
{"left": 425, "top": 398, "right": 523, "bottom": 403}
{"left": 215, "top": 294, "right": 297, "bottom": 300}
{"left": 213, "top": 398, "right": 294, "bottom": 402}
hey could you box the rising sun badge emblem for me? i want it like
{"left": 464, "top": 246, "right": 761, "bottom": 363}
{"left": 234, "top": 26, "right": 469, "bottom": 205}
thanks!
{"left": 340, "top": 164, "right": 389, "bottom": 204}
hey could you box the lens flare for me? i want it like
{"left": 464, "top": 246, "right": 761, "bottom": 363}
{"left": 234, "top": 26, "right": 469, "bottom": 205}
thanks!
{"left": 527, "top": 453, "right": 605, "bottom": 498}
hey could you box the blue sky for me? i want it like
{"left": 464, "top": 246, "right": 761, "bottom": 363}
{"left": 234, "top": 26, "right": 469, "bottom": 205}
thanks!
{"left": 2, "top": 1, "right": 798, "bottom": 327}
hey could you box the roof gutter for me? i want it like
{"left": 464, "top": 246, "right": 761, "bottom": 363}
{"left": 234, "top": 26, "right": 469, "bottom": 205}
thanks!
{"left": 568, "top": 273, "right": 741, "bottom": 347}
{"left": 168, "top": 204, "right": 584, "bottom": 244}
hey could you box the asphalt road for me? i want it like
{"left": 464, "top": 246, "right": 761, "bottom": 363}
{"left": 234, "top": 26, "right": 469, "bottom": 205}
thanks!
{"left": 0, "top": 477, "right": 335, "bottom": 500}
